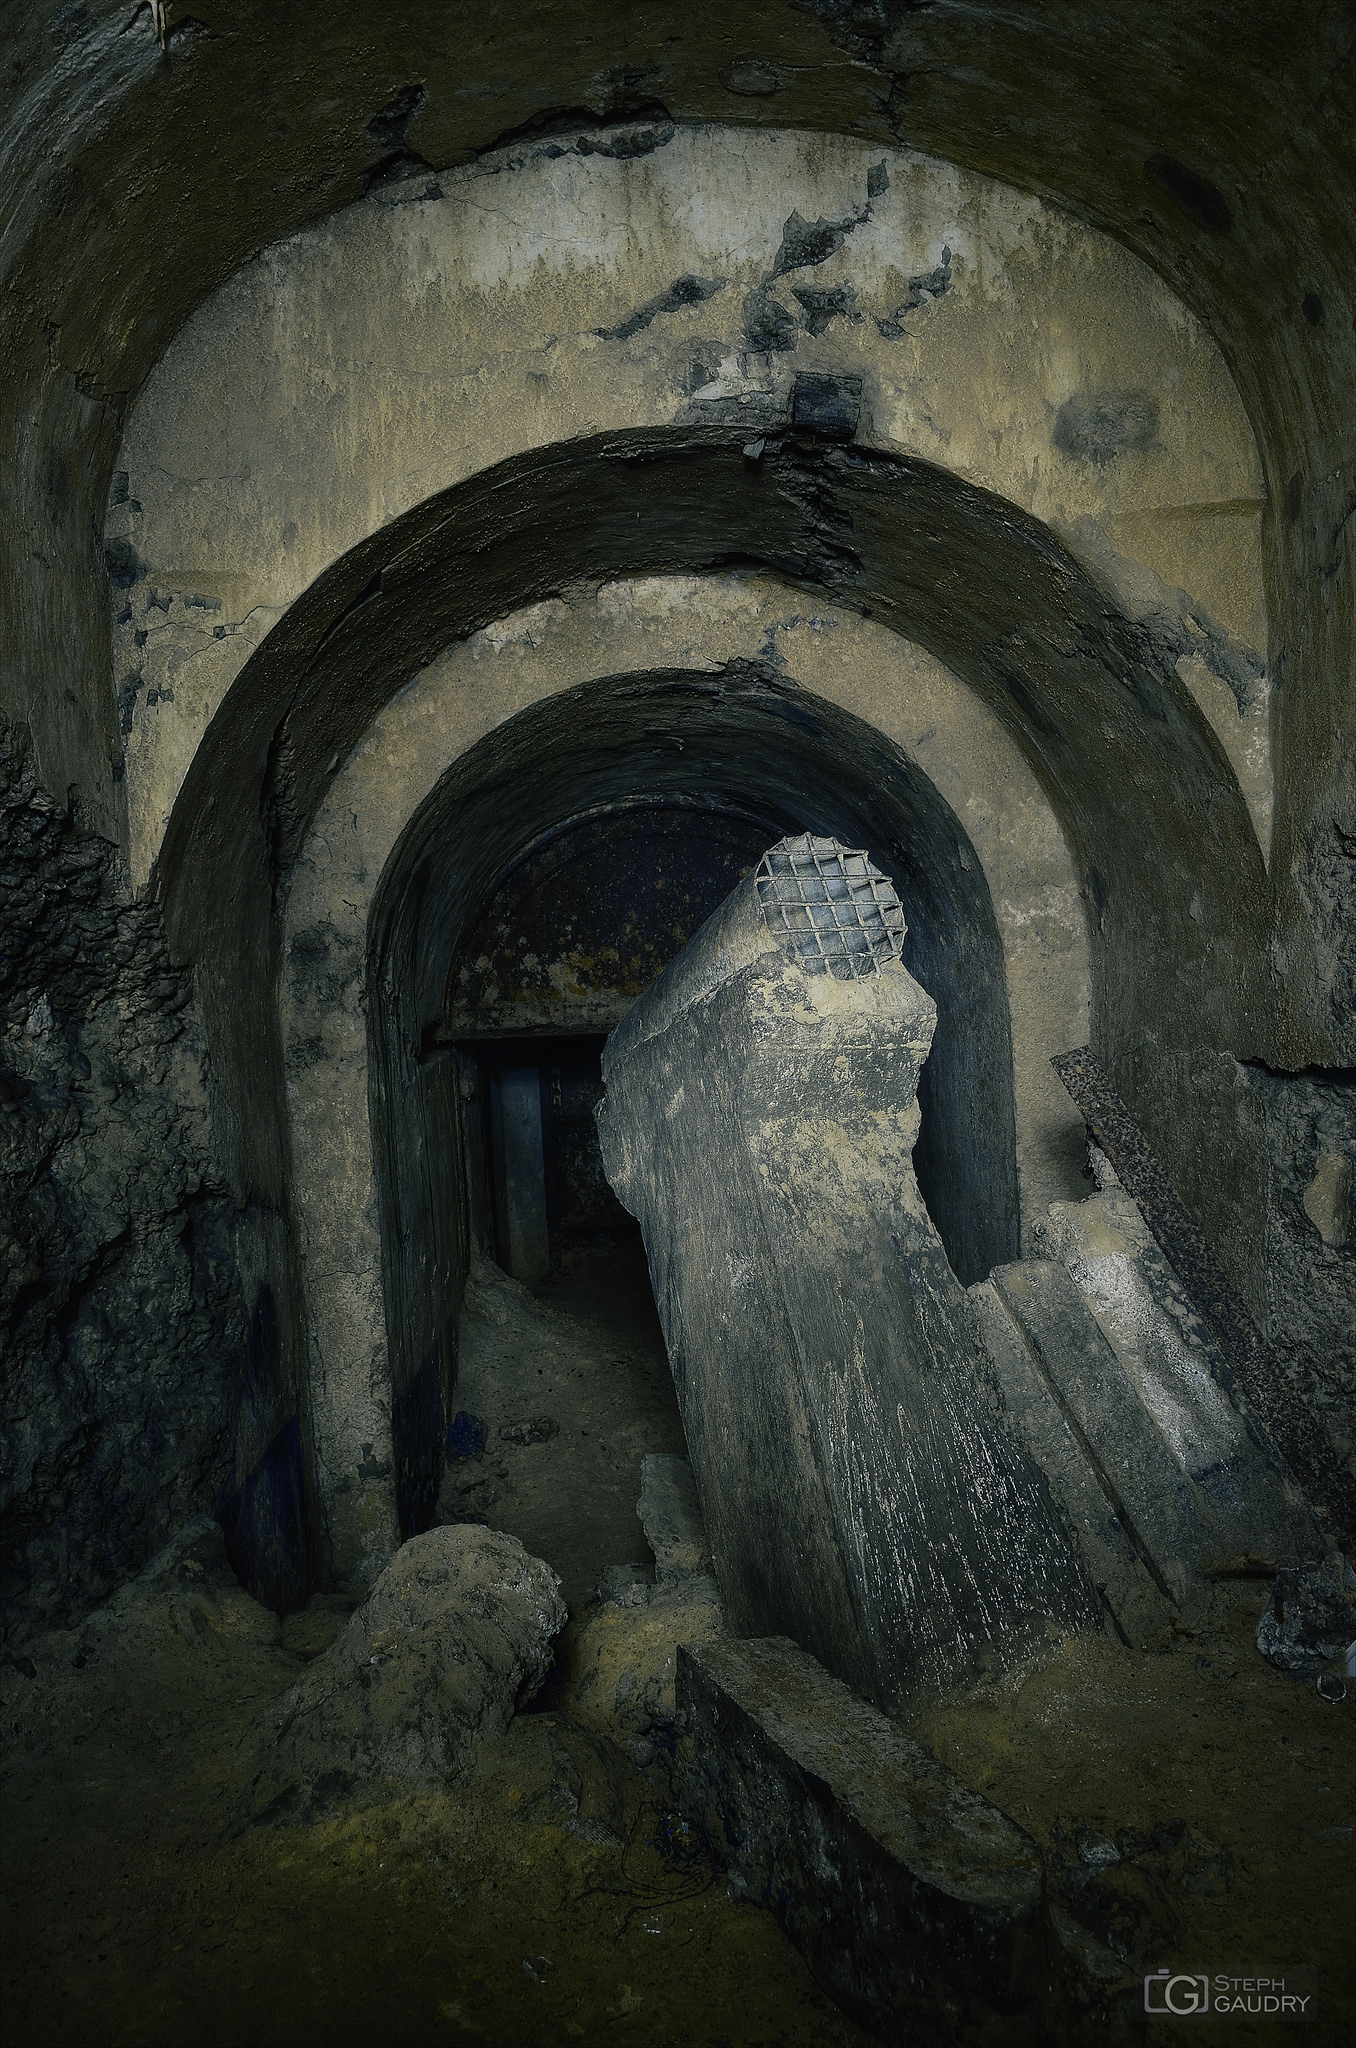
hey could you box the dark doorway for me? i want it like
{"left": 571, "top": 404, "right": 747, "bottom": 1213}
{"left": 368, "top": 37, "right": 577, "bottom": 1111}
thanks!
{"left": 441, "top": 801, "right": 778, "bottom": 1287}
{"left": 454, "top": 1035, "right": 637, "bottom": 1286}
{"left": 369, "top": 669, "right": 1022, "bottom": 1543}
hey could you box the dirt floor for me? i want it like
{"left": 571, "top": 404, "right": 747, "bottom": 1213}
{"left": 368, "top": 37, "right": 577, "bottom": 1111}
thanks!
{"left": 437, "top": 1242, "right": 687, "bottom": 1614}
{"left": 2, "top": 1246, "right": 1353, "bottom": 2046}
{"left": 913, "top": 1584, "right": 1355, "bottom": 2043}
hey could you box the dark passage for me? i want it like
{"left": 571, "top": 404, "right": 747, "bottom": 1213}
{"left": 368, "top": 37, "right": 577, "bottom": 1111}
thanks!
{"left": 455, "top": 1036, "right": 636, "bottom": 1288}
{"left": 437, "top": 806, "right": 775, "bottom": 1610}
{"left": 435, "top": 1235, "right": 687, "bottom": 1617}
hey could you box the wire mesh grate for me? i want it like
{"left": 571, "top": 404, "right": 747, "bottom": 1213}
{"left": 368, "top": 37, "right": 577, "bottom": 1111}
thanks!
{"left": 755, "top": 834, "right": 906, "bottom": 978}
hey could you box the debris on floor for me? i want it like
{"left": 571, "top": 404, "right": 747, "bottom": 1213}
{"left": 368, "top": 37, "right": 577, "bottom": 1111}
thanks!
{"left": 2, "top": 1243, "right": 1351, "bottom": 2044}
{"left": 250, "top": 1524, "right": 566, "bottom": 1819}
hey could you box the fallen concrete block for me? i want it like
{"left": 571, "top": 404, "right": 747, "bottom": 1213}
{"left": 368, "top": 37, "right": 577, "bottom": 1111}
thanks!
{"left": 1036, "top": 1185, "right": 1327, "bottom": 1571}
{"left": 676, "top": 1634, "right": 1046, "bottom": 2041}
{"left": 969, "top": 1278, "right": 1173, "bottom": 1649}
{"left": 252, "top": 1524, "right": 564, "bottom": 1814}
{"left": 599, "top": 835, "right": 1100, "bottom": 1710}
{"left": 1049, "top": 1046, "right": 1354, "bottom": 1540}
{"left": 986, "top": 1260, "right": 1214, "bottom": 1621}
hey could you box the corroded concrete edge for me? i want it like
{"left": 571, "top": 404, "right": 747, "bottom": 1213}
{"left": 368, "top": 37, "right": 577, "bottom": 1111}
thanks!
{"left": 675, "top": 1634, "right": 1046, "bottom": 2042}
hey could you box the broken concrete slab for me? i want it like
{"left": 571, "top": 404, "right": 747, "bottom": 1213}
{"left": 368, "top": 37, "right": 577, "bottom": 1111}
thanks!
{"left": 638, "top": 1452, "right": 712, "bottom": 1583}
{"left": 251, "top": 1524, "right": 564, "bottom": 1815}
{"left": 1050, "top": 1048, "right": 1354, "bottom": 1540}
{"left": 676, "top": 1634, "right": 1046, "bottom": 2042}
{"left": 1037, "top": 1184, "right": 1327, "bottom": 1569}
{"left": 986, "top": 1260, "right": 1214, "bottom": 1621}
{"left": 598, "top": 836, "right": 1100, "bottom": 1710}
{"left": 969, "top": 1278, "right": 1173, "bottom": 1649}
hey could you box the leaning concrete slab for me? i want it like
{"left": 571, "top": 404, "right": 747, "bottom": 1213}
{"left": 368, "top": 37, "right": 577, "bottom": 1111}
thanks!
{"left": 1037, "top": 1183, "right": 1327, "bottom": 1570}
{"left": 676, "top": 1635, "right": 1046, "bottom": 2043}
{"left": 598, "top": 836, "right": 1100, "bottom": 1710}
{"left": 987, "top": 1259, "right": 1214, "bottom": 1620}
{"left": 1050, "top": 1047, "right": 1353, "bottom": 1539}
{"left": 968, "top": 1278, "right": 1174, "bottom": 1649}
{"left": 984, "top": 1249, "right": 1330, "bottom": 1621}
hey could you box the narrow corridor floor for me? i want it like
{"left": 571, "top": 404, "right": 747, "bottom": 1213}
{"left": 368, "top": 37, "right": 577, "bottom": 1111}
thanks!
{"left": 437, "top": 1242, "right": 688, "bottom": 1615}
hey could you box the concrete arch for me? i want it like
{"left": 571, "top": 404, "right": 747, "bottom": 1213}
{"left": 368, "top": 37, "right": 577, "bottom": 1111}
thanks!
{"left": 99, "top": 121, "right": 1283, "bottom": 1607}
{"left": 280, "top": 577, "right": 1091, "bottom": 1576}
{"left": 154, "top": 424, "right": 1267, "bottom": 1595}
{"left": 112, "top": 124, "right": 1271, "bottom": 891}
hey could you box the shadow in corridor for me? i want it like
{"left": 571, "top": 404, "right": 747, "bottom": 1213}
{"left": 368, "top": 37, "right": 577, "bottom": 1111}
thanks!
{"left": 437, "top": 1241, "right": 686, "bottom": 1619}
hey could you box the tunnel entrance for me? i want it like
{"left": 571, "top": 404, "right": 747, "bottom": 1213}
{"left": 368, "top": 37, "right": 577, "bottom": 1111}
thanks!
{"left": 442, "top": 803, "right": 777, "bottom": 1286}
{"left": 454, "top": 1037, "right": 625, "bottom": 1288}
{"left": 367, "top": 668, "right": 1022, "bottom": 1547}
{"left": 432, "top": 804, "right": 784, "bottom": 1615}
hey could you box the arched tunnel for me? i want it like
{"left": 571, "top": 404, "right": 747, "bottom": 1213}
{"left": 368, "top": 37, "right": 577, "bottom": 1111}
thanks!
{"left": 367, "top": 662, "right": 1024, "bottom": 1544}
{"left": 2, "top": 11, "right": 1352, "bottom": 2043}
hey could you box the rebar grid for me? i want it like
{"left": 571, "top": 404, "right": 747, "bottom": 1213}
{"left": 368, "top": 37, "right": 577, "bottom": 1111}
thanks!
{"left": 755, "top": 834, "right": 906, "bottom": 978}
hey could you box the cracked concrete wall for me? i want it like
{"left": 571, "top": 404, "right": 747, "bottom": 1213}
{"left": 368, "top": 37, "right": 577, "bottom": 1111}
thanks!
{"left": 105, "top": 124, "right": 1269, "bottom": 889}
{"left": 280, "top": 573, "right": 1090, "bottom": 1579}
{"left": 1243, "top": 1064, "right": 1356, "bottom": 1472}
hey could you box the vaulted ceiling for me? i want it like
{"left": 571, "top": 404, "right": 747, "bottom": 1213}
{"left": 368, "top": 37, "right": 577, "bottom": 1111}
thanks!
{"left": 2, "top": 0, "right": 1352, "bottom": 1058}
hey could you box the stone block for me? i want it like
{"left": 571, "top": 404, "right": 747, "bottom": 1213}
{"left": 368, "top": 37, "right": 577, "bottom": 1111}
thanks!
{"left": 638, "top": 1452, "right": 712, "bottom": 1583}
{"left": 676, "top": 1635, "right": 1046, "bottom": 2042}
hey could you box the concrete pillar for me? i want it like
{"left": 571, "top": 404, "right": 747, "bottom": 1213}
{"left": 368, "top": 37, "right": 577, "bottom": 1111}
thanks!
{"left": 597, "top": 835, "right": 1099, "bottom": 1710}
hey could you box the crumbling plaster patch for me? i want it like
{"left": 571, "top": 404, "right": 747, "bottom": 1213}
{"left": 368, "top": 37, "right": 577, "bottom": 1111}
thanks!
{"left": 280, "top": 574, "right": 1090, "bottom": 1573}
{"left": 111, "top": 125, "right": 1268, "bottom": 890}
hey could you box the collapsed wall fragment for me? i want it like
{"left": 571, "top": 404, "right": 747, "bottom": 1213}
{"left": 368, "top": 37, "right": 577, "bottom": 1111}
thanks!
{"left": 598, "top": 833, "right": 1333, "bottom": 1708}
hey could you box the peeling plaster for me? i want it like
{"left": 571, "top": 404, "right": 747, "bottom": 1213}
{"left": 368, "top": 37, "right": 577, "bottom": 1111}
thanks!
{"left": 110, "top": 125, "right": 1267, "bottom": 890}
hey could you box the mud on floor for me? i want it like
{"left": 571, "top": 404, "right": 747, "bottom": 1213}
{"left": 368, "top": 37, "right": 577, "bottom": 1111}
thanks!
{"left": 913, "top": 1580, "right": 1354, "bottom": 2043}
{"left": 438, "top": 1245, "right": 688, "bottom": 1616}
{"left": 5, "top": 1549, "right": 1352, "bottom": 2046}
